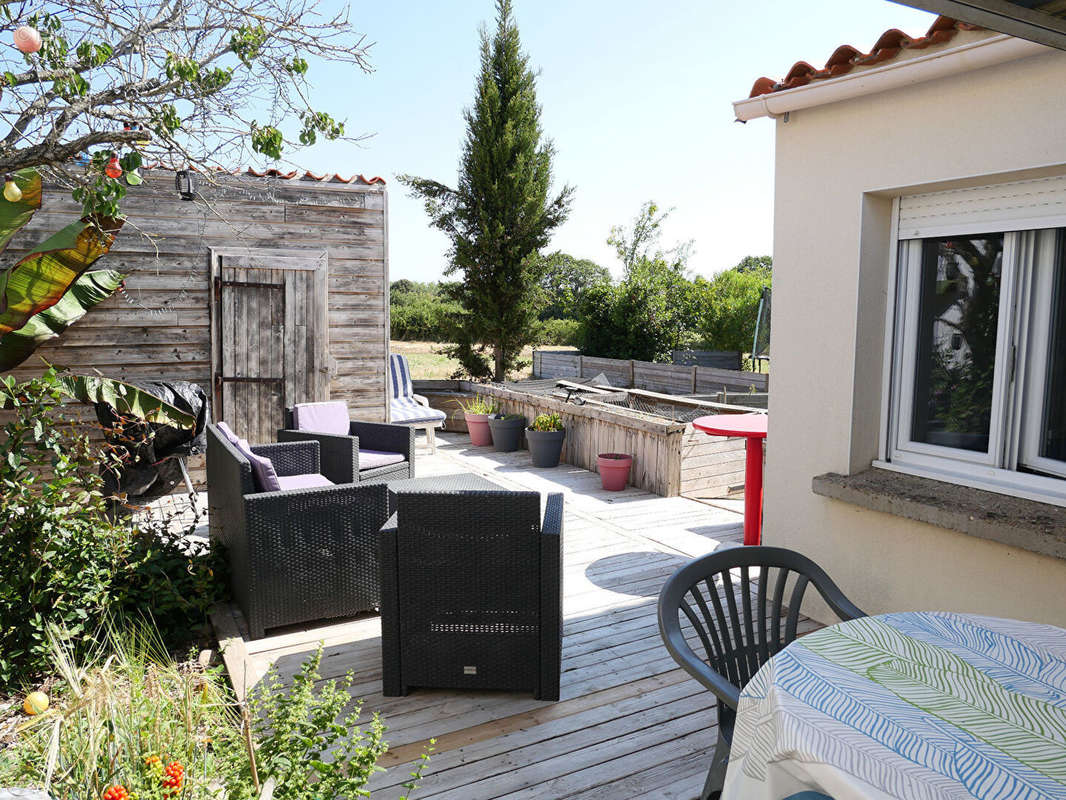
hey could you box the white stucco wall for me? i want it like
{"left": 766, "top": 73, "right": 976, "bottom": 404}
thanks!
{"left": 765, "top": 44, "right": 1066, "bottom": 626}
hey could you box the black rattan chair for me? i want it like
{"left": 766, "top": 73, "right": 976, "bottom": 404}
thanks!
{"left": 207, "top": 424, "right": 389, "bottom": 639}
{"left": 380, "top": 486, "right": 564, "bottom": 701}
{"left": 278, "top": 406, "right": 415, "bottom": 485}
{"left": 657, "top": 546, "right": 864, "bottom": 800}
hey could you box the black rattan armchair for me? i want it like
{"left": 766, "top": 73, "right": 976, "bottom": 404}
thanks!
{"left": 278, "top": 406, "right": 414, "bottom": 485}
{"left": 657, "top": 546, "right": 865, "bottom": 800}
{"left": 207, "top": 424, "right": 389, "bottom": 640}
{"left": 380, "top": 487, "right": 564, "bottom": 701}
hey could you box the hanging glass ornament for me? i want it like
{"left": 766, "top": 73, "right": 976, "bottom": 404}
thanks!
{"left": 105, "top": 153, "right": 123, "bottom": 179}
{"left": 3, "top": 174, "right": 22, "bottom": 202}
{"left": 13, "top": 25, "right": 41, "bottom": 54}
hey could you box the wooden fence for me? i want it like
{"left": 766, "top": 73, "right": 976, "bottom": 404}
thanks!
{"left": 533, "top": 351, "right": 768, "bottom": 395}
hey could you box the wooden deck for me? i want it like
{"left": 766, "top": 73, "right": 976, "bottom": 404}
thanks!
{"left": 209, "top": 433, "right": 797, "bottom": 799}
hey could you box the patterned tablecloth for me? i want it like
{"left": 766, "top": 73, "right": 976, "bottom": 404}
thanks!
{"left": 722, "top": 612, "right": 1066, "bottom": 800}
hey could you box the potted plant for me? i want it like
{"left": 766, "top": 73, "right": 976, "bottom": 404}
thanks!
{"left": 597, "top": 452, "right": 633, "bottom": 491}
{"left": 526, "top": 412, "right": 566, "bottom": 468}
{"left": 488, "top": 412, "right": 527, "bottom": 452}
{"left": 456, "top": 395, "right": 498, "bottom": 446}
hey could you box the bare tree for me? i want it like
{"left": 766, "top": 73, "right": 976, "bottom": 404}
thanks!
{"left": 0, "top": 0, "right": 374, "bottom": 214}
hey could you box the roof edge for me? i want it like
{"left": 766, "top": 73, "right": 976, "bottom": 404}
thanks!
{"left": 732, "top": 33, "right": 1049, "bottom": 122}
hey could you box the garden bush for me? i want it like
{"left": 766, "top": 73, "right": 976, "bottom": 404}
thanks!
{"left": 0, "top": 369, "right": 224, "bottom": 687}
{"left": 535, "top": 317, "right": 580, "bottom": 347}
{"left": 0, "top": 629, "right": 430, "bottom": 800}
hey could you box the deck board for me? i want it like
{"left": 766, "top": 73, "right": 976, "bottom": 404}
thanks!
{"left": 209, "top": 432, "right": 798, "bottom": 799}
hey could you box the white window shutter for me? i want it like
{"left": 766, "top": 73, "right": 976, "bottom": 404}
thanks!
{"left": 899, "top": 175, "right": 1066, "bottom": 239}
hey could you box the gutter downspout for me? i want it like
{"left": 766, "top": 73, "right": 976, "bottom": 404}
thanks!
{"left": 732, "top": 34, "right": 1050, "bottom": 122}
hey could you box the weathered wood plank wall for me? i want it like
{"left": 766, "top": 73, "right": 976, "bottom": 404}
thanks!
{"left": 533, "top": 350, "right": 768, "bottom": 395}
{"left": 2, "top": 169, "right": 389, "bottom": 484}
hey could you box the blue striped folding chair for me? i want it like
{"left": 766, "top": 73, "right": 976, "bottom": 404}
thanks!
{"left": 389, "top": 353, "right": 447, "bottom": 452}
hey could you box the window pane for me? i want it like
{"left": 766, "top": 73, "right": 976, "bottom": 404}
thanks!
{"left": 910, "top": 235, "right": 1003, "bottom": 452}
{"left": 1039, "top": 235, "right": 1066, "bottom": 462}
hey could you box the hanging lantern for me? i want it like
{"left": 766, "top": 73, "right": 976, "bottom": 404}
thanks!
{"left": 3, "top": 174, "right": 22, "bottom": 202}
{"left": 174, "top": 169, "right": 197, "bottom": 201}
{"left": 13, "top": 25, "right": 41, "bottom": 54}
{"left": 125, "top": 167, "right": 143, "bottom": 186}
{"left": 104, "top": 152, "right": 123, "bottom": 179}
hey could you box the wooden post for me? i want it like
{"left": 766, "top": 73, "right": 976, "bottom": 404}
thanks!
{"left": 533, "top": 350, "right": 540, "bottom": 378}
{"left": 629, "top": 359, "right": 635, "bottom": 388}
{"left": 691, "top": 365, "right": 697, "bottom": 393}
{"left": 577, "top": 354, "right": 584, "bottom": 379}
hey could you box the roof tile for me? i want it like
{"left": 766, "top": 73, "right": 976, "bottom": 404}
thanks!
{"left": 747, "top": 16, "right": 985, "bottom": 98}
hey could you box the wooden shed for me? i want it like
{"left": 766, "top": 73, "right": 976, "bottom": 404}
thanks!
{"left": 4, "top": 167, "right": 389, "bottom": 478}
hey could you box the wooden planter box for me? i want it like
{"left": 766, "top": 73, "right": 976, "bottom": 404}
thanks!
{"left": 413, "top": 380, "right": 752, "bottom": 499}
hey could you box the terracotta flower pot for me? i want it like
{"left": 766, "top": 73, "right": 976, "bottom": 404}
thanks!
{"left": 598, "top": 453, "right": 633, "bottom": 491}
{"left": 465, "top": 412, "right": 493, "bottom": 446}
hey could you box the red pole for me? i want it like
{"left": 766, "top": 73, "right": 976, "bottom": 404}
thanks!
{"left": 744, "top": 435, "right": 763, "bottom": 546}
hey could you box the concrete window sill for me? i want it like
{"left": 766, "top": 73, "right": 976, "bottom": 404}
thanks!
{"left": 811, "top": 468, "right": 1066, "bottom": 561}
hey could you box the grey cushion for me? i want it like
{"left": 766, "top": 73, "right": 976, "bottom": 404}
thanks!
{"left": 292, "top": 401, "right": 350, "bottom": 435}
{"left": 215, "top": 421, "right": 242, "bottom": 446}
{"left": 277, "top": 473, "right": 334, "bottom": 490}
{"left": 359, "top": 449, "right": 406, "bottom": 470}
{"left": 233, "top": 437, "right": 281, "bottom": 492}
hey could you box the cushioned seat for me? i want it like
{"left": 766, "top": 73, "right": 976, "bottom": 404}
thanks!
{"left": 390, "top": 396, "right": 447, "bottom": 424}
{"left": 277, "top": 473, "right": 334, "bottom": 490}
{"left": 358, "top": 449, "right": 406, "bottom": 470}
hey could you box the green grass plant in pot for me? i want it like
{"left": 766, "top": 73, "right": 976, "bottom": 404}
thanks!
{"left": 455, "top": 395, "right": 498, "bottom": 446}
{"left": 488, "top": 412, "right": 527, "bottom": 452}
{"left": 526, "top": 412, "right": 565, "bottom": 468}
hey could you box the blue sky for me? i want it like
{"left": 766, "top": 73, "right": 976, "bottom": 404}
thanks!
{"left": 296, "top": 1, "right": 936, "bottom": 282}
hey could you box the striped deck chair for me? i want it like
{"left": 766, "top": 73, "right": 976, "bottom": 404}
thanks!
{"left": 389, "top": 353, "right": 447, "bottom": 453}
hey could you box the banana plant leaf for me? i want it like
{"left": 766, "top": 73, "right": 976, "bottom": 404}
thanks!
{"left": 0, "top": 215, "right": 123, "bottom": 329}
{"left": 56, "top": 374, "right": 196, "bottom": 429}
{"left": 0, "top": 269, "right": 124, "bottom": 371}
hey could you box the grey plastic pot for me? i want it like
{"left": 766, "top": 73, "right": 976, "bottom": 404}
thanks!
{"left": 488, "top": 415, "right": 527, "bottom": 452}
{"left": 526, "top": 427, "right": 565, "bottom": 468}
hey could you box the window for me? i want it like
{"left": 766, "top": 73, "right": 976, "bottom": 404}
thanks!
{"left": 886, "top": 223, "right": 1066, "bottom": 506}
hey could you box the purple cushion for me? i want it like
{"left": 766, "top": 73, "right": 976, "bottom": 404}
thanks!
{"left": 231, "top": 437, "right": 281, "bottom": 492}
{"left": 359, "top": 449, "right": 405, "bottom": 471}
{"left": 215, "top": 421, "right": 241, "bottom": 446}
{"left": 278, "top": 473, "right": 334, "bottom": 490}
{"left": 292, "top": 401, "right": 350, "bottom": 435}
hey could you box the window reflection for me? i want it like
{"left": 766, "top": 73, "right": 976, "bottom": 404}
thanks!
{"left": 911, "top": 235, "right": 1003, "bottom": 452}
{"left": 1041, "top": 234, "right": 1066, "bottom": 463}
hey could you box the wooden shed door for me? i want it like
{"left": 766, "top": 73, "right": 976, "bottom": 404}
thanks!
{"left": 210, "top": 248, "right": 330, "bottom": 443}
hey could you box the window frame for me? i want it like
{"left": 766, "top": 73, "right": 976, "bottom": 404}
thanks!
{"left": 878, "top": 206, "right": 1066, "bottom": 508}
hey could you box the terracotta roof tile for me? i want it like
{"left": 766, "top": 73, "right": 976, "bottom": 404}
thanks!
{"left": 146, "top": 163, "right": 386, "bottom": 185}
{"left": 748, "top": 16, "right": 986, "bottom": 98}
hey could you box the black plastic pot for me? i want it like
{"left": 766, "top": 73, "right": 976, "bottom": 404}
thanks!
{"left": 488, "top": 415, "right": 526, "bottom": 452}
{"left": 526, "top": 427, "right": 565, "bottom": 468}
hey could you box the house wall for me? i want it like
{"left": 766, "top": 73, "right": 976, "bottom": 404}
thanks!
{"left": 766, "top": 45, "right": 1066, "bottom": 625}
{"left": 3, "top": 170, "right": 388, "bottom": 482}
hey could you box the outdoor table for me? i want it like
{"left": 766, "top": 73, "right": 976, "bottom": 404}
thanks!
{"left": 722, "top": 611, "right": 1066, "bottom": 800}
{"left": 692, "top": 413, "right": 766, "bottom": 545}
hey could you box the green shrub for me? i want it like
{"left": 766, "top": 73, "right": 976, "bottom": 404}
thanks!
{"left": 390, "top": 282, "right": 461, "bottom": 341}
{"left": 536, "top": 317, "right": 581, "bottom": 347}
{"left": 0, "top": 369, "right": 225, "bottom": 687}
{"left": 529, "top": 412, "right": 563, "bottom": 432}
{"left": 0, "top": 630, "right": 431, "bottom": 800}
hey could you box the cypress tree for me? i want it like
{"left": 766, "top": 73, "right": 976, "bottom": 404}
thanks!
{"left": 399, "top": 0, "right": 572, "bottom": 381}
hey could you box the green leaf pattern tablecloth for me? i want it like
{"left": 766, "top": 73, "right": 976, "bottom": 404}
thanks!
{"left": 722, "top": 612, "right": 1066, "bottom": 800}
